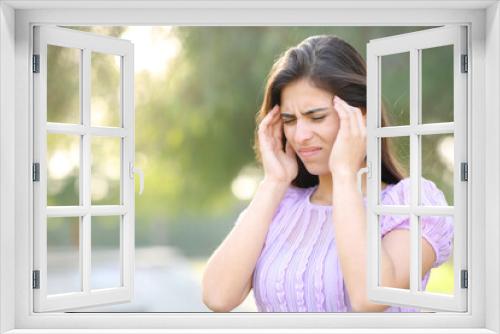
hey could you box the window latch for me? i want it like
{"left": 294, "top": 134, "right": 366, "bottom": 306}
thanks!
{"left": 129, "top": 162, "right": 144, "bottom": 195}
{"left": 357, "top": 162, "right": 371, "bottom": 194}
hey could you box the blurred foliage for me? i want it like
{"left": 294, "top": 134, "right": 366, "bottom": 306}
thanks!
{"left": 47, "top": 26, "right": 455, "bottom": 295}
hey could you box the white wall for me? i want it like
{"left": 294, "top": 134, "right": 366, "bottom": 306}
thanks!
{"left": 0, "top": 2, "right": 16, "bottom": 333}
{"left": 485, "top": 2, "right": 500, "bottom": 332}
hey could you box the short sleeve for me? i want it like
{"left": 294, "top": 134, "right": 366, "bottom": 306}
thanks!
{"left": 233, "top": 185, "right": 302, "bottom": 226}
{"left": 380, "top": 178, "right": 454, "bottom": 268}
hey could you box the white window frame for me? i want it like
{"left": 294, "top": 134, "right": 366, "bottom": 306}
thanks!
{"left": 366, "top": 25, "right": 468, "bottom": 312}
{"left": 0, "top": 1, "right": 499, "bottom": 334}
{"left": 33, "top": 25, "right": 136, "bottom": 312}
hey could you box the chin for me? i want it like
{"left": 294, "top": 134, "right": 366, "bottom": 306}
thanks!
{"left": 302, "top": 162, "right": 331, "bottom": 176}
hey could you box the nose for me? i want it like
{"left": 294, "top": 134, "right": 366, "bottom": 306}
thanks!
{"left": 294, "top": 119, "right": 314, "bottom": 144}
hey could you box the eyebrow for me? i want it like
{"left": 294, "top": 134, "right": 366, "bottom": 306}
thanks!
{"left": 280, "top": 107, "right": 330, "bottom": 118}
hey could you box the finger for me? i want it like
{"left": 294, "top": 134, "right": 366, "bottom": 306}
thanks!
{"left": 285, "top": 140, "right": 296, "bottom": 158}
{"left": 348, "top": 106, "right": 360, "bottom": 137}
{"left": 268, "top": 111, "right": 283, "bottom": 151}
{"left": 336, "top": 97, "right": 360, "bottom": 136}
{"left": 259, "top": 106, "right": 279, "bottom": 137}
{"left": 354, "top": 109, "right": 366, "bottom": 137}
{"left": 273, "top": 109, "right": 285, "bottom": 149}
{"left": 272, "top": 106, "right": 282, "bottom": 143}
{"left": 336, "top": 96, "right": 357, "bottom": 114}
{"left": 338, "top": 98, "right": 363, "bottom": 136}
{"left": 334, "top": 99, "right": 352, "bottom": 136}
{"left": 258, "top": 113, "right": 271, "bottom": 136}
{"left": 276, "top": 123, "right": 284, "bottom": 150}
{"left": 262, "top": 105, "right": 279, "bottom": 126}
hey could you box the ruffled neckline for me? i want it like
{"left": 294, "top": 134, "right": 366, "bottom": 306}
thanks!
{"left": 305, "top": 184, "right": 395, "bottom": 209}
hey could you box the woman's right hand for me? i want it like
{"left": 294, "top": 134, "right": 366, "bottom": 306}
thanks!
{"left": 257, "top": 104, "right": 298, "bottom": 185}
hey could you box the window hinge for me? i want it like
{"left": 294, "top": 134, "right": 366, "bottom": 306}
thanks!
{"left": 461, "top": 54, "right": 468, "bottom": 73}
{"left": 461, "top": 269, "right": 468, "bottom": 289}
{"left": 32, "top": 163, "right": 40, "bottom": 182}
{"left": 32, "top": 270, "right": 40, "bottom": 289}
{"left": 32, "top": 55, "right": 40, "bottom": 73}
{"left": 461, "top": 162, "right": 468, "bottom": 181}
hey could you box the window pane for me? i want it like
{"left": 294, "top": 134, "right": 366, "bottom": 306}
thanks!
{"left": 91, "top": 216, "right": 122, "bottom": 289}
{"left": 380, "top": 136, "right": 409, "bottom": 203}
{"left": 421, "top": 45, "right": 454, "bottom": 124}
{"left": 420, "top": 215, "right": 454, "bottom": 296}
{"left": 379, "top": 214, "right": 410, "bottom": 290}
{"left": 47, "top": 217, "right": 81, "bottom": 294}
{"left": 91, "top": 136, "right": 121, "bottom": 205}
{"left": 47, "top": 133, "right": 80, "bottom": 206}
{"left": 421, "top": 134, "right": 454, "bottom": 206}
{"left": 47, "top": 45, "right": 81, "bottom": 124}
{"left": 91, "top": 52, "right": 121, "bottom": 127}
{"left": 380, "top": 52, "right": 410, "bottom": 127}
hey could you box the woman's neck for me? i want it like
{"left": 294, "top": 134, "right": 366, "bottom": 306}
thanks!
{"left": 311, "top": 171, "right": 369, "bottom": 205}
{"left": 311, "top": 173, "right": 334, "bottom": 205}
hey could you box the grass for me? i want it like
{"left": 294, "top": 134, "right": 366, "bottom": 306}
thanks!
{"left": 425, "top": 261, "right": 454, "bottom": 294}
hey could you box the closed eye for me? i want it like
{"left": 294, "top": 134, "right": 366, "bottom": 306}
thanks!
{"left": 282, "top": 115, "right": 326, "bottom": 124}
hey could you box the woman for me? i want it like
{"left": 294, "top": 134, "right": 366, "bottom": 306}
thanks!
{"left": 202, "top": 35, "right": 453, "bottom": 313}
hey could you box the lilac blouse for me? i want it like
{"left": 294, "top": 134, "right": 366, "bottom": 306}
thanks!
{"left": 236, "top": 177, "right": 454, "bottom": 312}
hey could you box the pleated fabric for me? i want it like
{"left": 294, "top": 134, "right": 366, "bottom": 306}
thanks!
{"left": 236, "top": 177, "right": 454, "bottom": 312}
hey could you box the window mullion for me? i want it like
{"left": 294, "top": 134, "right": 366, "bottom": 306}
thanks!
{"left": 409, "top": 47, "right": 420, "bottom": 293}
{"left": 81, "top": 48, "right": 91, "bottom": 294}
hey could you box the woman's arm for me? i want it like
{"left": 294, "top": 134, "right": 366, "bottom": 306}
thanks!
{"left": 332, "top": 173, "right": 393, "bottom": 312}
{"left": 202, "top": 178, "right": 288, "bottom": 312}
{"left": 332, "top": 174, "right": 436, "bottom": 312}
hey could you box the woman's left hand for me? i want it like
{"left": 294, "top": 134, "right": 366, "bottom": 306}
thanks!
{"left": 329, "top": 95, "right": 367, "bottom": 176}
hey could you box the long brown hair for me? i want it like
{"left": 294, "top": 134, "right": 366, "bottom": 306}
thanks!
{"left": 253, "top": 35, "right": 406, "bottom": 188}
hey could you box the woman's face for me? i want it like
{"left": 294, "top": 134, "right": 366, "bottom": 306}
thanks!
{"left": 280, "top": 78, "right": 340, "bottom": 176}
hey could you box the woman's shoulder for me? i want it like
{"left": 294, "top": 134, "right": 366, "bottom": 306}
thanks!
{"left": 382, "top": 177, "right": 448, "bottom": 206}
{"left": 380, "top": 177, "right": 453, "bottom": 268}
